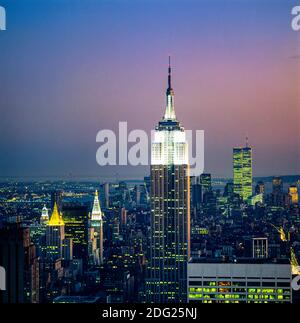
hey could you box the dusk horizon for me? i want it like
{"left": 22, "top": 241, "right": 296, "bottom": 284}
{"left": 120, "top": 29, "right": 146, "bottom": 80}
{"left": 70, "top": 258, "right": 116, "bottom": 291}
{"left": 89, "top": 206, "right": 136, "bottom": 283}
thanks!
{"left": 0, "top": 0, "right": 299, "bottom": 180}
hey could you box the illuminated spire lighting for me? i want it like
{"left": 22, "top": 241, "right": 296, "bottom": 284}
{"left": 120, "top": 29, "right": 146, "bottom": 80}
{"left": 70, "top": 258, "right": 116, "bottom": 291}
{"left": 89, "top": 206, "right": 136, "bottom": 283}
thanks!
{"left": 91, "top": 190, "right": 103, "bottom": 221}
{"left": 89, "top": 190, "right": 104, "bottom": 266}
{"left": 40, "top": 205, "right": 49, "bottom": 224}
{"left": 48, "top": 202, "right": 64, "bottom": 226}
{"left": 164, "top": 56, "right": 176, "bottom": 120}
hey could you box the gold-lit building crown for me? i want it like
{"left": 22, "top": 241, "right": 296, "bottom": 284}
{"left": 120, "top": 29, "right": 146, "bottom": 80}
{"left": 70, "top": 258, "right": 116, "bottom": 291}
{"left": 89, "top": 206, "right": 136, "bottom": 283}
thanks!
{"left": 48, "top": 202, "right": 65, "bottom": 226}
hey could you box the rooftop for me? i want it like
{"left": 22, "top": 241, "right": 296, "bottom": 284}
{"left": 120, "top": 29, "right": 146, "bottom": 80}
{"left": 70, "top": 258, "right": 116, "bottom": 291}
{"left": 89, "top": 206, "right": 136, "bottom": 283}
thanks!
{"left": 189, "top": 257, "right": 290, "bottom": 265}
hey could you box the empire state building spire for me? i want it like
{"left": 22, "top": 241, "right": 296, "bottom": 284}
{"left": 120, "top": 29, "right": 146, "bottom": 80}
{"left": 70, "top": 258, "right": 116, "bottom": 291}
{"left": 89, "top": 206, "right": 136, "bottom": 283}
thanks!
{"left": 164, "top": 56, "right": 176, "bottom": 120}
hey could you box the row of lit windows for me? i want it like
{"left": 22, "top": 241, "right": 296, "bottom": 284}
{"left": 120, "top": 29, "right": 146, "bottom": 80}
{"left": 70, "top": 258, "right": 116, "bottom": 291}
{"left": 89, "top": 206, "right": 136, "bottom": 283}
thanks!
{"left": 189, "top": 294, "right": 290, "bottom": 300}
{"left": 189, "top": 287, "right": 289, "bottom": 294}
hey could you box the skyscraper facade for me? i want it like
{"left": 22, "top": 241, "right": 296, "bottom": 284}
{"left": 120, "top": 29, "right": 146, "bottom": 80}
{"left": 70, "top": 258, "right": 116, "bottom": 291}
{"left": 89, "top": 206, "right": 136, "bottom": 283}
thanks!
{"left": 147, "top": 59, "right": 190, "bottom": 303}
{"left": 46, "top": 202, "right": 65, "bottom": 261}
{"left": 89, "top": 190, "right": 104, "bottom": 266}
{"left": 62, "top": 204, "right": 89, "bottom": 267}
{"left": 40, "top": 205, "right": 49, "bottom": 225}
{"left": 288, "top": 185, "right": 298, "bottom": 205}
{"left": 233, "top": 146, "right": 252, "bottom": 201}
{"left": 271, "top": 177, "right": 284, "bottom": 206}
{"left": 0, "top": 223, "right": 39, "bottom": 303}
{"left": 188, "top": 258, "right": 292, "bottom": 303}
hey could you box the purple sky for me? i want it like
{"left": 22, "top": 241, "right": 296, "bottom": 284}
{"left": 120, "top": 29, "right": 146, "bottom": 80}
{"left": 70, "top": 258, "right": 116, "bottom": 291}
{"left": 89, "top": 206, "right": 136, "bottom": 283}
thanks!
{"left": 0, "top": 0, "right": 299, "bottom": 180}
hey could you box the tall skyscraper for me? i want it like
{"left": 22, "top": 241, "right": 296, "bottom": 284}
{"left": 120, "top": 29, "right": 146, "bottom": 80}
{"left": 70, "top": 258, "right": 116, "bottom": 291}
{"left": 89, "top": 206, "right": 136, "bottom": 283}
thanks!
{"left": 147, "top": 58, "right": 190, "bottom": 303}
{"left": 272, "top": 177, "right": 284, "bottom": 206}
{"left": 255, "top": 181, "right": 265, "bottom": 195}
{"left": 88, "top": 190, "right": 104, "bottom": 266}
{"left": 233, "top": 144, "right": 253, "bottom": 201}
{"left": 62, "top": 204, "right": 89, "bottom": 267}
{"left": 46, "top": 202, "right": 65, "bottom": 261}
{"left": 0, "top": 223, "right": 39, "bottom": 303}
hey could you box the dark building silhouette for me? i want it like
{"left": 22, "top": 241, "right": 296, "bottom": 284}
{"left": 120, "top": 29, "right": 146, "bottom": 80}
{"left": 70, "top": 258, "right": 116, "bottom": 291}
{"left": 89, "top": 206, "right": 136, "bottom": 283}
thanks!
{"left": 0, "top": 223, "right": 39, "bottom": 303}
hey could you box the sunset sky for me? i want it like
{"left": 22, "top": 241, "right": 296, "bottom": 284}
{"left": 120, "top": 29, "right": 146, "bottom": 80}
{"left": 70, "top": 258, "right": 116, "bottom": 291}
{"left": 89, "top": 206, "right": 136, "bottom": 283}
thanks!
{"left": 0, "top": 0, "right": 299, "bottom": 180}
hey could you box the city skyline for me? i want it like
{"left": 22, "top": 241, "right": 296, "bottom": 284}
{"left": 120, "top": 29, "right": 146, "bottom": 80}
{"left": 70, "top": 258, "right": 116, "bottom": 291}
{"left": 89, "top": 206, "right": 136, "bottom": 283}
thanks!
{"left": 0, "top": 0, "right": 299, "bottom": 180}
{"left": 1, "top": 0, "right": 300, "bottom": 309}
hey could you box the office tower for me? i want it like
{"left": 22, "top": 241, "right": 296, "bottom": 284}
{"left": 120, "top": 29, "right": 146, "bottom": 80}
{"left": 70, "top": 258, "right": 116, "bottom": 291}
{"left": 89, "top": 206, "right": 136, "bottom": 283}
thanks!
{"left": 88, "top": 190, "right": 104, "bottom": 266}
{"left": 272, "top": 177, "right": 284, "bottom": 206}
{"left": 255, "top": 181, "right": 265, "bottom": 195}
{"left": 224, "top": 182, "right": 234, "bottom": 197}
{"left": 147, "top": 58, "right": 190, "bottom": 303}
{"left": 62, "top": 238, "right": 73, "bottom": 261}
{"left": 273, "top": 177, "right": 283, "bottom": 194}
{"left": 135, "top": 185, "right": 141, "bottom": 205}
{"left": 40, "top": 205, "right": 49, "bottom": 224}
{"left": 104, "top": 182, "right": 110, "bottom": 208}
{"left": 252, "top": 237, "right": 268, "bottom": 258}
{"left": 233, "top": 145, "right": 253, "bottom": 201}
{"left": 112, "top": 218, "right": 120, "bottom": 242}
{"left": 46, "top": 202, "right": 65, "bottom": 261}
{"left": 62, "top": 204, "right": 89, "bottom": 268}
{"left": 200, "top": 173, "right": 212, "bottom": 194}
{"left": 187, "top": 258, "right": 292, "bottom": 303}
{"left": 289, "top": 185, "right": 299, "bottom": 204}
{"left": 120, "top": 207, "right": 127, "bottom": 226}
{"left": 144, "top": 176, "right": 151, "bottom": 194}
{"left": 192, "top": 179, "right": 202, "bottom": 211}
{"left": 0, "top": 223, "right": 39, "bottom": 303}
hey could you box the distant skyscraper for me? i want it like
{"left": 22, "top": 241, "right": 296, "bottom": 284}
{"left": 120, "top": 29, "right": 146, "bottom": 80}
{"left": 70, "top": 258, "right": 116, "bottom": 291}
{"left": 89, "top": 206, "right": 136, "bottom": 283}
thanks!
{"left": 289, "top": 185, "right": 299, "bottom": 205}
{"left": 200, "top": 173, "right": 212, "bottom": 193}
{"left": 272, "top": 177, "right": 284, "bottom": 206}
{"left": 255, "top": 181, "right": 265, "bottom": 195}
{"left": 46, "top": 202, "right": 65, "bottom": 261}
{"left": 104, "top": 182, "right": 110, "bottom": 208}
{"left": 112, "top": 218, "right": 120, "bottom": 243}
{"left": 233, "top": 144, "right": 252, "bottom": 201}
{"left": 147, "top": 58, "right": 190, "bottom": 303}
{"left": 252, "top": 237, "right": 268, "bottom": 259}
{"left": 40, "top": 205, "right": 49, "bottom": 225}
{"left": 224, "top": 182, "right": 234, "bottom": 197}
{"left": 89, "top": 190, "right": 104, "bottom": 266}
{"left": 120, "top": 207, "right": 127, "bottom": 226}
{"left": 62, "top": 204, "right": 88, "bottom": 266}
{"left": 272, "top": 177, "right": 283, "bottom": 194}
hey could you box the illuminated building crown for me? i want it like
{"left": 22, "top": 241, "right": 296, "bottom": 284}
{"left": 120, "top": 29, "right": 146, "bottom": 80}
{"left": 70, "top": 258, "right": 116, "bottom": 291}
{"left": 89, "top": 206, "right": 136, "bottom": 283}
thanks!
{"left": 91, "top": 190, "right": 103, "bottom": 221}
{"left": 48, "top": 202, "right": 65, "bottom": 226}
{"left": 151, "top": 57, "right": 189, "bottom": 166}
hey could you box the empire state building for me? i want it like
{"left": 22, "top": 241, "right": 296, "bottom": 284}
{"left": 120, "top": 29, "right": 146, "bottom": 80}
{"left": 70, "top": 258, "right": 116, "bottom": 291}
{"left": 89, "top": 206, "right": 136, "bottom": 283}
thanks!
{"left": 147, "top": 58, "right": 190, "bottom": 303}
